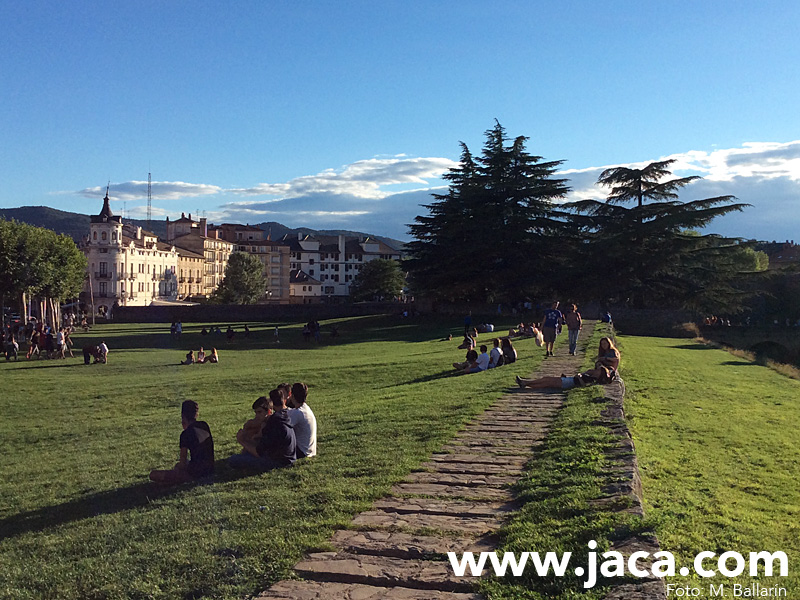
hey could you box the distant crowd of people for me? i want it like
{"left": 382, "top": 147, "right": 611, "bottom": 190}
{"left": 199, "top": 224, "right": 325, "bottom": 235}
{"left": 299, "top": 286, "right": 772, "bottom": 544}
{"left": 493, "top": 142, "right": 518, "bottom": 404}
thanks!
{"left": 149, "top": 382, "right": 318, "bottom": 484}
{"left": 3, "top": 318, "right": 79, "bottom": 361}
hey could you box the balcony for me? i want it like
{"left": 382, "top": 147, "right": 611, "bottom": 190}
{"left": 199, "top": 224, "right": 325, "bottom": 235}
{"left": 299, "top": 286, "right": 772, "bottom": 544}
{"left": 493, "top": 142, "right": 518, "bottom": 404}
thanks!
{"left": 95, "top": 272, "right": 112, "bottom": 279}
{"left": 179, "top": 277, "right": 186, "bottom": 283}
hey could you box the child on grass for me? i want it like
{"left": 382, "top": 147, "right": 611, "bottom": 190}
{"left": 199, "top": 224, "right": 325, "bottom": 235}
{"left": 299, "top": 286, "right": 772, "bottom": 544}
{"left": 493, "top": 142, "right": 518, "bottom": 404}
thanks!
{"left": 149, "top": 400, "right": 215, "bottom": 484}
{"left": 237, "top": 396, "right": 271, "bottom": 449}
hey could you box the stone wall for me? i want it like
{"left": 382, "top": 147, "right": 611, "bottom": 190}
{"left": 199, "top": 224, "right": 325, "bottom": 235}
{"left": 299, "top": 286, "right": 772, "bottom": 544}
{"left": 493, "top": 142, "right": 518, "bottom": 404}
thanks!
{"left": 112, "top": 301, "right": 408, "bottom": 323}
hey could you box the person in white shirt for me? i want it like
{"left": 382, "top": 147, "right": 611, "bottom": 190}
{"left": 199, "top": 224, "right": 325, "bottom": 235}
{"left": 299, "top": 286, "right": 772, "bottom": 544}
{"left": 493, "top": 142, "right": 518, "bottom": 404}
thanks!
{"left": 488, "top": 338, "right": 504, "bottom": 368}
{"left": 288, "top": 382, "right": 317, "bottom": 458}
{"left": 474, "top": 345, "right": 490, "bottom": 372}
{"left": 98, "top": 341, "right": 109, "bottom": 364}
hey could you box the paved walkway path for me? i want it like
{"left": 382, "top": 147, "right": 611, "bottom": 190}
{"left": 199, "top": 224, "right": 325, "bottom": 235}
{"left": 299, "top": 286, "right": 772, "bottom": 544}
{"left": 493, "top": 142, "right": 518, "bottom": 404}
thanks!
{"left": 257, "top": 322, "right": 596, "bottom": 600}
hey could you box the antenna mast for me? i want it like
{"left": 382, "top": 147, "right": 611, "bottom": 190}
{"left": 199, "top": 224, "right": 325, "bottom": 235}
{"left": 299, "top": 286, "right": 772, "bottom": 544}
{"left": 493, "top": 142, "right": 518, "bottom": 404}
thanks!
{"left": 147, "top": 172, "right": 152, "bottom": 229}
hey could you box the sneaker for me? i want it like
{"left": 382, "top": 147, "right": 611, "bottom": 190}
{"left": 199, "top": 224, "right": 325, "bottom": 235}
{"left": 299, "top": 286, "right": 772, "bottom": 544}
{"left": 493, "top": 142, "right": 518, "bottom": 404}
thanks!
{"left": 515, "top": 375, "right": 524, "bottom": 388}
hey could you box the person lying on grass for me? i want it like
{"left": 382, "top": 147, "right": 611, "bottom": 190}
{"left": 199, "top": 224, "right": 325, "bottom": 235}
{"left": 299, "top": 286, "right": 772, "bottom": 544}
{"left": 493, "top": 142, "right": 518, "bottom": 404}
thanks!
{"left": 515, "top": 365, "right": 616, "bottom": 390}
{"left": 228, "top": 388, "right": 296, "bottom": 471}
{"left": 149, "top": 400, "right": 215, "bottom": 484}
{"left": 237, "top": 396, "right": 272, "bottom": 449}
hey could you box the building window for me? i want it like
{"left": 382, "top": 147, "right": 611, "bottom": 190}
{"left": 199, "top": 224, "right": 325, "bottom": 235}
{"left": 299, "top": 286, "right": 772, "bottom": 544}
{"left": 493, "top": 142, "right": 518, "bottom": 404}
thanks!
{"left": 309, "top": 258, "right": 315, "bottom": 265}
{"left": 309, "top": 269, "right": 314, "bottom": 276}
{"left": 102, "top": 232, "right": 107, "bottom": 241}
{"left": 93, "top": 232, "right": 97, "bottom": 240}
{"left": 112, "top": 232, "right": 117, "bottom": 241}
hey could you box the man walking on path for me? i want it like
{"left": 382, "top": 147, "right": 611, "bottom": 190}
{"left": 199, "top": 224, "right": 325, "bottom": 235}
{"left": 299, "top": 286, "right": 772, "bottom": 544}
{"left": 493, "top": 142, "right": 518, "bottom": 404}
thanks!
{"left": 564, "top": 304, "right": 582, "bottom": 355}
{"left": 540, "top": 301, "right": 564, "bottom": 357}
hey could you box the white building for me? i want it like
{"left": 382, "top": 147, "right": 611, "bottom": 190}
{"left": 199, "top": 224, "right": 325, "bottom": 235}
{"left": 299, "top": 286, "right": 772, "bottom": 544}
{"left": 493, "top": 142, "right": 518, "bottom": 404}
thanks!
{"left": 282, "top": 233, "right": 402, "bottom": 302}
{"left": 82, "top": 193, "right": 179, "bottom": 313}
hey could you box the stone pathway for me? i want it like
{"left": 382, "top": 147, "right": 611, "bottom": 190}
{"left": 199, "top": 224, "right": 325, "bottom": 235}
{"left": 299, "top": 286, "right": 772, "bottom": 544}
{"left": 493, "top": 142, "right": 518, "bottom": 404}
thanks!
{"left": 256, "top": 322, "right": 596, "bottom": 600}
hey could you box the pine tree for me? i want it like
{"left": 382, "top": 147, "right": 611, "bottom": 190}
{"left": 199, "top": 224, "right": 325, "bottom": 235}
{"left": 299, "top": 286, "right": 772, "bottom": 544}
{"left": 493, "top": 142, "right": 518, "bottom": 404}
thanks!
{"left": 407, "top": 122, "right": 569, "bottom": 303}
{"left": 565, "top": 159, "right": 753, "bottom": 309}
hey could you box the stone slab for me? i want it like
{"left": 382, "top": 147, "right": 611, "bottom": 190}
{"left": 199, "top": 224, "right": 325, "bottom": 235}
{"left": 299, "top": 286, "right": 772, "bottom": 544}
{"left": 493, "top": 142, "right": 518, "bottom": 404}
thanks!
{"left": 331, "top": 530, "right": 494, "bottom": 560}
{"left": 294, "top": 552, "right": 477, "bottom": 592}
{"left": 373, "top": 498, "right": 517, "bottom": 518}
{"left": 257, "top": 580, "right": 482, "bottom": 599}
{"left": 430, "top": 453, "right": 528, "bottom": 466}
{"left": 392, "top": 483, "right": 513, "bottom": 501}
{"left": 352, "top": 510, "right": 504, "bottom": 535}
{"left": 419, "top": 461, "right": 524, "bottom": 476}
{"left": 405, "top": 472, "right": 515, "bottom": 487}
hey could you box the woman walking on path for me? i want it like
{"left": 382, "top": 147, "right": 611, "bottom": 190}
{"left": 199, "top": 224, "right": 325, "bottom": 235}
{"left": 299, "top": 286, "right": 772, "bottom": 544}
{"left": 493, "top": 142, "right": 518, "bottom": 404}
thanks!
{"left": 564, "top": 304, "right": 582, "bottom": 355}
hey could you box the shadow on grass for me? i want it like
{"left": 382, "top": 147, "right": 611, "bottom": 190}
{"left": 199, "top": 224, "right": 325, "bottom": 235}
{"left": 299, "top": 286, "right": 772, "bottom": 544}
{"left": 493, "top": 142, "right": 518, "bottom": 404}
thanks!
{"left": 720, "top": 360, "right": 760, "bottom": 367}
{"left": 0, "top": 460, "right": 288, "bottom": 540}
{"left": 672, "top": 344, "right": 717, "bottom": 350}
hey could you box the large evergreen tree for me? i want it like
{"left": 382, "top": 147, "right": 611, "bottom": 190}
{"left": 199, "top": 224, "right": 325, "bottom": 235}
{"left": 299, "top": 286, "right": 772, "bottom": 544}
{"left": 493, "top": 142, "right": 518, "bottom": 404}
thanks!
{"left": 407, "top": 122, "right": 569, "bottom": 303}
{"left": 565, "top": 159, "right": 755, "bottom": 310}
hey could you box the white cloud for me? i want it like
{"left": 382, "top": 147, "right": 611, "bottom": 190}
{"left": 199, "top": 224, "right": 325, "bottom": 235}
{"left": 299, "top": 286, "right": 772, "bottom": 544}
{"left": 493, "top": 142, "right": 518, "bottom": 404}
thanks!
{"left": 78, "top": 181, "right": 222, "bottom": 202}
{"left": 228, "top": 156, "right": 458, "bottom": 199}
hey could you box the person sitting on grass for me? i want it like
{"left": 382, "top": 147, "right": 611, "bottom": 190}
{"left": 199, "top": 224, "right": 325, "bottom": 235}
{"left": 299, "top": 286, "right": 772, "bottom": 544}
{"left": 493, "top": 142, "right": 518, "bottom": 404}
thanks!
{"left": 515, "top": 365, "right": 615, "bottom": 390}
{"left": 237, "top": 396, "right": 272, "bottom": 449}
{"left": 196, "top": 347, "right": 206, "bottom": 363}
{"left": 595, "top": 337, "right": 621, "bottom": 371}
{"left": 226, "top": 326, "right": 235, "bottom": 341}
{"left": 457, "top": 334, "right": 476, "bottom": 350}
{"left": 475, "top": 345, "right": 490, "bottom": 372}
{"left": 206, "top": 348, "right": 219, "bottom": 363}
{"left": 229, "top": 388, "right": 296, "bottom": 470}
{"left": 501, "top": 337, "right": 517, "bottom": 364}
{"left": 149, "top": 400, "right": 215, "bottom": 484}
{"left": 181, "top": 350, "right": 195, "bottom": 365}
{"left": 489, "top": 338, "right": 504, "bottom": 368}
{"left": 288, "top": 382, "right": 317, "bottom": 459}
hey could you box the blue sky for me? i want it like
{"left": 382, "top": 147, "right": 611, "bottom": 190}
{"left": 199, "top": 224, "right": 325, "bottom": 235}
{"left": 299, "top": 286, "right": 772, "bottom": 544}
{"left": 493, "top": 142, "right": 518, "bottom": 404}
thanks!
{"left": 2, "top": 1, "right": 799, "bottom": 242}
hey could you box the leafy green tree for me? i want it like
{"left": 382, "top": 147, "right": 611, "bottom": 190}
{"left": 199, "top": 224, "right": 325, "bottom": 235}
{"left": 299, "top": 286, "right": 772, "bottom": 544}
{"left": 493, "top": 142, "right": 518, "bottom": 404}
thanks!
{"left": 0, "top": 219, "right": 86, "bottom": 324}
{"left": 408, "top": 121, "right": 569, "bottom": 303}
{"left": 211, "top": 252, "right": 265, "bottom": 304}
{"left": 349, "top": 258, "right": 405, "bottom": 301}
{"left": 565, "top": 159, "right": 753, "bottom": 310}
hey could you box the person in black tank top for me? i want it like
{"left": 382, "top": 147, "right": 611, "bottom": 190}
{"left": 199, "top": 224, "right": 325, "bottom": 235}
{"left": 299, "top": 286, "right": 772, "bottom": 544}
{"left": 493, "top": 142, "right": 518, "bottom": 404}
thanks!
{"left": 150, "top": 400, "right": 215, "bottom": 484}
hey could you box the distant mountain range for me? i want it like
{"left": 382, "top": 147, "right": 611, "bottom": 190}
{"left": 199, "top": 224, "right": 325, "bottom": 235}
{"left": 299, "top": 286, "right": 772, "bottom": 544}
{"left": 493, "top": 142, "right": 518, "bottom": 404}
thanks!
{"left": 0, "top": 206, "right": 407, "bottom": 251}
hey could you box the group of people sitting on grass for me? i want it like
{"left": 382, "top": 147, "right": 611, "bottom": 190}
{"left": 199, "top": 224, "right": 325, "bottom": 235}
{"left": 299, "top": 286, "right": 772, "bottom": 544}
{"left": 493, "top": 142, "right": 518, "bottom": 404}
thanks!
{"left": 453, "top": 337, "right": 517, "bottom": 374}
{"left": 181, "top": 347, "right": 219, "bottom": 365}
{"left": 515, "top": 337, "right": 621, "bottom": 390}
{"left": 149, "top": 382, "right": 318, "bottom": 484}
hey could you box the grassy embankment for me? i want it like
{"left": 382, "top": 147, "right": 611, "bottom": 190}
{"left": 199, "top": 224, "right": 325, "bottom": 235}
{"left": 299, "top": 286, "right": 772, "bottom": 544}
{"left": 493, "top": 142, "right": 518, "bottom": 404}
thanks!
{"left": 619, "top": 335, "right": 800, "bottom": 594}
{"left": 0, "top": 315, "right": 539, "bottom": 600}
{"left": 485, "top": 328, "right": 800, "bottom": 598}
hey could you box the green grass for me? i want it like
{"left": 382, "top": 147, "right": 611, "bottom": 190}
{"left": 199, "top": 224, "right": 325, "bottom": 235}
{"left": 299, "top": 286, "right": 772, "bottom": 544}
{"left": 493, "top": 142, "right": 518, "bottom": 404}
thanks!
{"left": 483, "top": 323, "right": 652, "bottom": 600}
{"left": 619, "top": 335, "right": 800, "bottom": 594}
{"left": 0, "top": 316, "right": 541, "bottom": 600}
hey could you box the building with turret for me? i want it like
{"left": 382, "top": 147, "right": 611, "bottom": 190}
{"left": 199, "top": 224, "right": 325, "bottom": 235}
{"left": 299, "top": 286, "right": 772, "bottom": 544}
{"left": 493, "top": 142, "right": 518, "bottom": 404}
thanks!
{"left": 82, "top": 191, "right": 178, "bottom": 313}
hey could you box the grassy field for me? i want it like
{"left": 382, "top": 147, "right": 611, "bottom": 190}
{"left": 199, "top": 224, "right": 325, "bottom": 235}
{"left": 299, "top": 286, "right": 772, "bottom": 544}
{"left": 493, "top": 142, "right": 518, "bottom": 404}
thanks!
{"left": 0, "top": 315, "right": 542, "bottom": 600}
{"left": 619, "top": 335, "right": 800, "bottom": 595}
